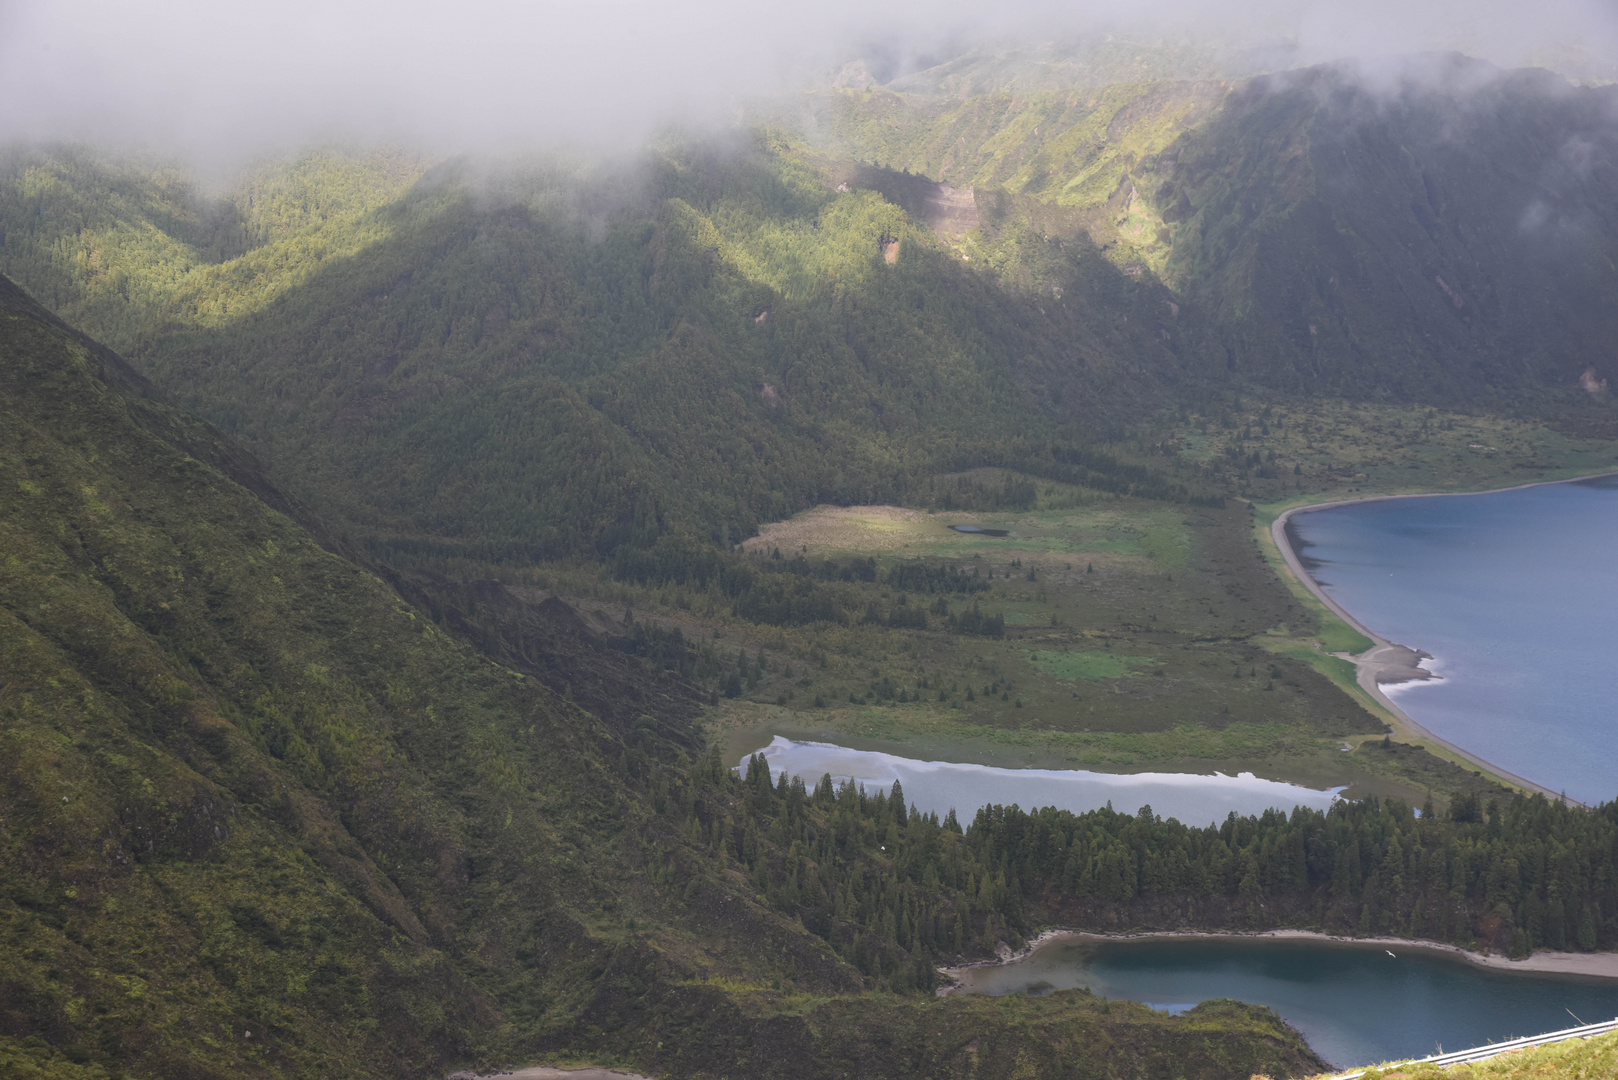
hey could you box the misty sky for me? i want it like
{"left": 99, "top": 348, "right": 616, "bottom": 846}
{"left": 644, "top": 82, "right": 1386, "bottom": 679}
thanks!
{"left": 2, "top": 0, "right": 1616, "bottom": 161}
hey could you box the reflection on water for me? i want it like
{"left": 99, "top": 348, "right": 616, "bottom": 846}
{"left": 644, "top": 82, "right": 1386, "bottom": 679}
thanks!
{"left": 956, "top": 936, "right": 1618, "bottom": 1069}
{"left": 745, "top": 736, "right": 1341, "bottom": 826}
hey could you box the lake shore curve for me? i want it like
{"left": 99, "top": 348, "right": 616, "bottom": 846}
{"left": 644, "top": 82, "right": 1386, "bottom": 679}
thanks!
{"left": 937, "top": 927, "right": 1618, "bottom": 994}
{"left": 1268, "top": 474, "right": 1618, "bottom": 806}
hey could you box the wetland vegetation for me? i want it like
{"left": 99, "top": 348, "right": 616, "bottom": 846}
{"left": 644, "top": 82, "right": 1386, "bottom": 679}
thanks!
{"left": 527, "top": 478, "right": 1536, "bottom": 809}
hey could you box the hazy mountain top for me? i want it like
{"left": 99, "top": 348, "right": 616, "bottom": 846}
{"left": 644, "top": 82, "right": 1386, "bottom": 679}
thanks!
{"left": 829, "top": 34, "right": 1300, "bottom": 99}
{"left": 7, "top": 48, "right": 1618, "bottom": 572}
{"left": 4, "top": 1, "right": 1616, "bottom": 162}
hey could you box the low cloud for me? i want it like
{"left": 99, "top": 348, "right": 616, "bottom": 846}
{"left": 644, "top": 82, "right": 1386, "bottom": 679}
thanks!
{"left": 1, "top": 0, "right": 1615, "bottom": 166}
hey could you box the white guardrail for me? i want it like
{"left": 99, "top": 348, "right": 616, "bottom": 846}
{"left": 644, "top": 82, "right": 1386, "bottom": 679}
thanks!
{"left": 1322, "top": 1016, "right": 1618, "bottom": 1078}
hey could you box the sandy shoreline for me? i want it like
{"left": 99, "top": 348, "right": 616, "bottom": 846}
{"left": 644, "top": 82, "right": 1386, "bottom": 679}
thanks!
{"left": 1267, "top": 475, "right": 1618, "bottom": 806}
{"left": 938, "top": 927, "right": 1618, "bottom": 991}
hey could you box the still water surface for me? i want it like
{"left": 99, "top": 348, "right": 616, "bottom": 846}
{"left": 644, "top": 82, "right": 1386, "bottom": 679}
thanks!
{"left": 748, "top": 736, "right": 1340, "bottom": 826}
{"left": 1286, "top": 475, "right": 1618, "bottom": 805}
{"left": 956, "top": 936, "right": 1618, "bottom": 1069}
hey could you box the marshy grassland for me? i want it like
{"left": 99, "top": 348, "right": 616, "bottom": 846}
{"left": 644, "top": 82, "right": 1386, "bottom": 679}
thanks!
{"left": 517, "top": 401, "right": 1618, "bottom": 813}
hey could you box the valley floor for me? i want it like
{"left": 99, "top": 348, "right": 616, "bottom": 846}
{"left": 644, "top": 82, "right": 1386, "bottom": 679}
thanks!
{"left": 536, "top": 495, "right": 1450, "bottom": 805}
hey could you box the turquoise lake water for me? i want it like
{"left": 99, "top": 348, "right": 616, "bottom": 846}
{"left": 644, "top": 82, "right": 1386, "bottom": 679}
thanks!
{"left": 955, "top": 937, "right": 1618, "bottom": 1069}
{"left": 1286, "top": 476, "right": 1618, "bottom": 806}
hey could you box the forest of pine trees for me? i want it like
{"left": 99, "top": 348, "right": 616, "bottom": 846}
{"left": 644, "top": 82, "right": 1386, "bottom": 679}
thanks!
{"left": 652, "top": 751, "right": 1618, "bottom": 992}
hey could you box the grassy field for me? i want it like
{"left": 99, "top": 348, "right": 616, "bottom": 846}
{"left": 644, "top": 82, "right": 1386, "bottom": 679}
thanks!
{"left": 492, "top": 398, "right": 1618, "bottom": 814}
{"left": 522, "top": 479, "right": 1503, "bottom": 808}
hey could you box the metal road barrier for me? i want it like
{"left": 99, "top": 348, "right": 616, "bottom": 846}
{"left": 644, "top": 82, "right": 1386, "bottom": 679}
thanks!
{"left": 1322, "top": 1016, "right": 1618, "bottom": 1077}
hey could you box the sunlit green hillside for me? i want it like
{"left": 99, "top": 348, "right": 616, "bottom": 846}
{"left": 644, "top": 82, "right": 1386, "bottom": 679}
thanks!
{"left": 810, "top": 56, "right": 1618, "bottom": 404}
{"left": 11, "top": 76, "right": 1618, "bottom": 564}
{"left": 6, "top": 57, "right": 1617, "bottom": 583}
{"left": 0, "top": 138, "right": 1218, "bottom": 569}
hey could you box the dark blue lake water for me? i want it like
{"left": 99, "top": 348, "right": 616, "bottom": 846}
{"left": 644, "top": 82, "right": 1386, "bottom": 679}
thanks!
{"left": 1287, "top": 476, "right": 1618, "bottom": 806}
{"left": 956, "top": 937, "right": 1618, "bottom": 1069}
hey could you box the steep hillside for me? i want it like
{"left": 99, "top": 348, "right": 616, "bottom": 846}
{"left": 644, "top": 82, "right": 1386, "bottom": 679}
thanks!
{"left": 9, "top": 61, "right": 1615, "bottom": 576}
{"left": 0, "top": 141, "right": 1209, "bottom": 569}
{"left": 0, "top": 274, "right": 1332, "bottom": 1079}
{"left": 0, "top": 270, "right": 686, "bottom": 1076}
{"left": 1151, "top": 58, "right": 1618, "bottom": 399}
{"left": 811, "top": 55, "right": 1618, "bottom": 406}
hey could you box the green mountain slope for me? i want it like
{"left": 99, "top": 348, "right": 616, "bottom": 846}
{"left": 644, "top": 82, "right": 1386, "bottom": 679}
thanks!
{"left": 0, "top": 269, "right": 660, "bottom": 1076}
{"left": 0, "top": 274, "right": 1331, "bottom": 1079}
{"left": 812, "top": 56, "right": 1618, "bottom": 405}
{"left": 1153, "top": 59, "right": 1618, "bottom": 399}
{"left": 6, "top": 58, "right": 1615, "bottom": 579}
{"left": 0, "top": 138, "right": 1218, "bottom": 567}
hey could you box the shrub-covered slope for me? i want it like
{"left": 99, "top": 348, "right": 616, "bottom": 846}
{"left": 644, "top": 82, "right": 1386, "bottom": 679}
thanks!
{"left": 0, "top": 275, "right": 1329, "bottom": 1079}
{"left": 0, "top": 141, "right": 1208, "bottom": 569}
{"left": 7, "top": 58, "right": 1616, "bottom": 574}
{"left": 1152, "top": 58, "right": 1618, "bottom": 400}
{"left": 812, "top": 55, "right": 1618, "bottom": 404}
{"left": 0, "top": 270, "right": 651, "bottom": 1076}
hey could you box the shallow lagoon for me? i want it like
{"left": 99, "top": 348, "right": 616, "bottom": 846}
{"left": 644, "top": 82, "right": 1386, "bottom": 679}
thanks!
{"left": 953, "top": 936, "right": 1618, "bottom": 1069}
{"left": 746, "top": 736, "right": 1341, "bottom": 826}
{"left": 1287, "top": 476, "right": 1618, "bottom": 805}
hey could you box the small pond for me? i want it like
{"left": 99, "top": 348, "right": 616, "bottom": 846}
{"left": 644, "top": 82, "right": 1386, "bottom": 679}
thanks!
{"left": 745, "top": 736, "right": 1341, "bottom": 827}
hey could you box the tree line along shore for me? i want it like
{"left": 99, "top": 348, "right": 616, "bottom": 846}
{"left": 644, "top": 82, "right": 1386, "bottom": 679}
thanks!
{"left": 697, "top": 751, "right": 1618, "bottom": 987}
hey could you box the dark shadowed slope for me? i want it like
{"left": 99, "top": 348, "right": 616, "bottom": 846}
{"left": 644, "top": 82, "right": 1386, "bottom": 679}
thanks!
{"left": 813, "top": 56, "right": 1618, "bottom": 404}
{"left": 0, "top": 273, "right": 1326, "bottom": 1079}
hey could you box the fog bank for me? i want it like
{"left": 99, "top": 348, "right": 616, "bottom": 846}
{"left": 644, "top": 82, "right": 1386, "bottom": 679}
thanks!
{"left": 1, "top": 0, "right": 1615, "bottom": 164}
